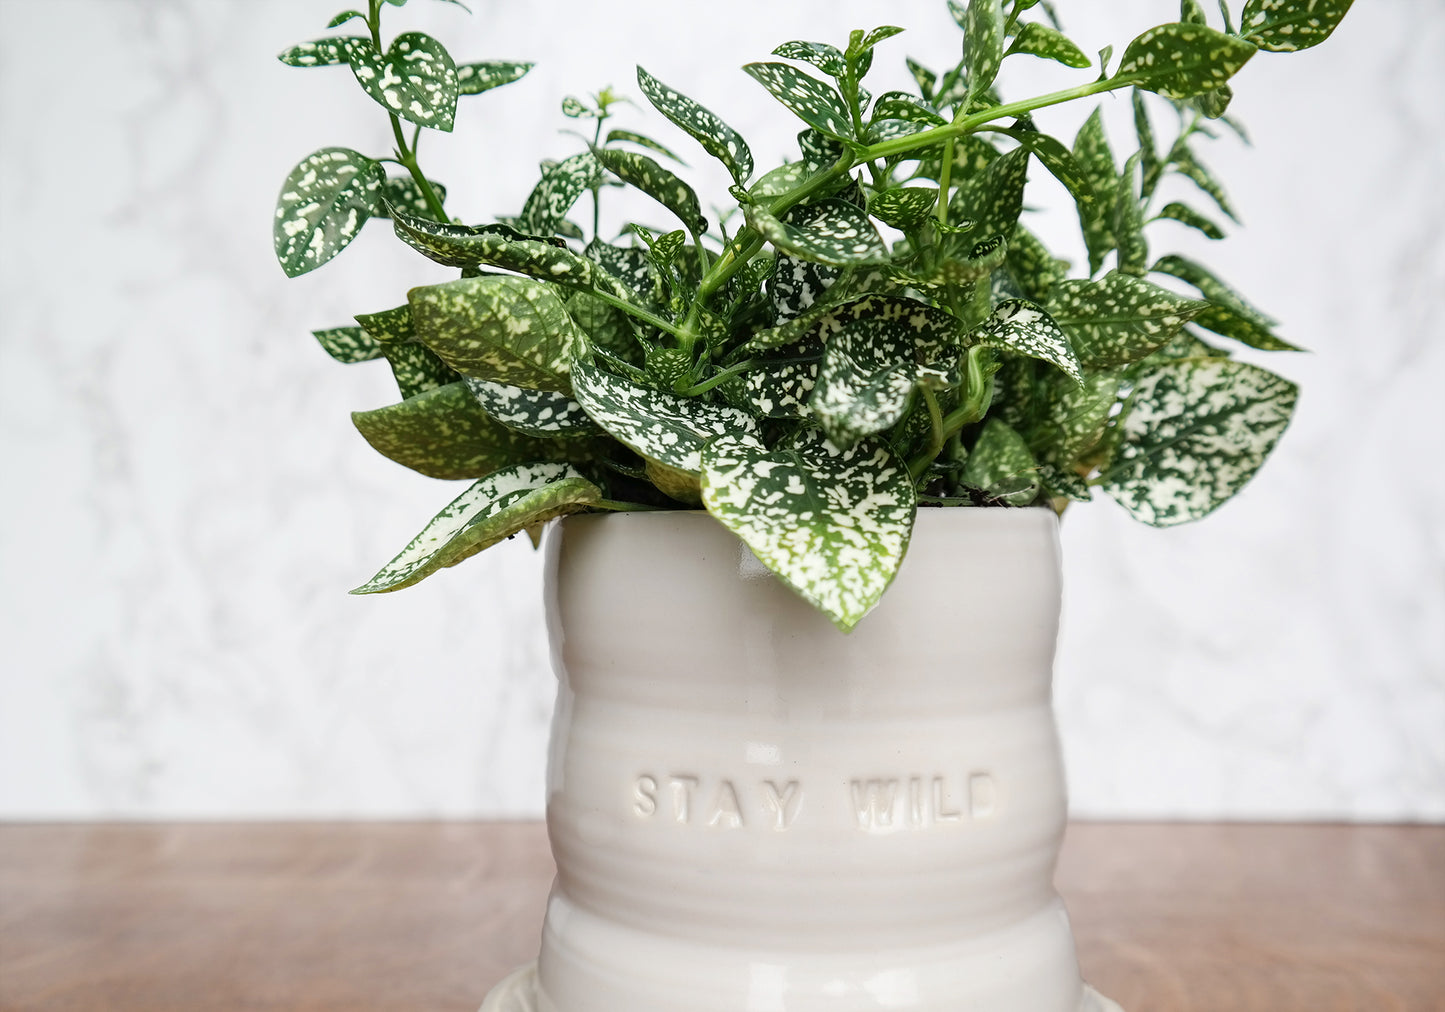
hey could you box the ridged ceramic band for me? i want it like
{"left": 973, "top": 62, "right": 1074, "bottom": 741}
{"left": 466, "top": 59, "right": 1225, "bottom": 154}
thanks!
{"left": 524, "top": 508, "right": 1117, "bottom": 1011}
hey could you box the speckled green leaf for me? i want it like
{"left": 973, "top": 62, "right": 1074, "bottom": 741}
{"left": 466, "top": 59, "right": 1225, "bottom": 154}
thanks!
{"left": 1192, "top": 305, "right": 1302, "bottom": 352}
{"left": 895, "top": 234, "right": 1007, "bottom": 290}
{"left": 1181, "top": 0, "right": 1210, "bottom": 24}
{"left": 1048, "top": 271, "right": 1206, "bottom": 367}
{"left": 356, "top": 304, "right": 414, "bottom": 344}
{"left": 1134, "top": 90, "right": 1163, "bottom": 198}
{"left": 278, "top": 37, "right": 365, "bottom": 68}
{"left": 1006, "top": 129, "right": 1096, "bottom": 209}
{"left": 1006, "top": 225, "right": 1070, "bottom": 303}
{"left": 464, "top": 378, "right": 599, "bottom": 437}
{"left": 1114, "top": 23, "right": 1257, "bottom": 100}
{"left": 722, "top": 338, "right": 823, "bottom": 419}
{"left": 605, "top": 129, "right": 685, "bottom": 164}
{"left": 743, "top": 62, "right": 853, "bottom": 140}
{"left": 974, "top": 299, "right": 1082, "bottom": 384}
{"left": 700, "top": 430, "right": 916, "bottom": 632}
{"left": 746, "top": 198, "right": 888, "bottom": 266}
{"left": 571, "top": 358, "right": 761, "bottom": 473}
{"left": 1240, "top": 0, "right": 1354, "bottom": 52}
{"left": 584, "top": 240, "right": 659, "bottom": 305}
{"left": 868, "top": 187, "right": 939, "bottom": 230}
{"left": 561, "top": 96, "right": 596, "bottom": 118}
{"left": 870, "top": 92, "right": 947, "bottom": 126}
{"left": 906, "top": 57, "right": 937, "bottom": 100}
{"left": 855, "top": 25, "right": 905, "bottom": 54}
{"left": 749, "top": 163, "right": 811, "bottom": 201}
{"left": 456, "top": 60, "right": 533, "bottom": 95}
{"left": 520, "top": 152, "right": 602, "bottom": 237}
{"left": 811, "top": 297, "right": 958, "bottom": 448}
{"left": 375, "top": 175, "right": 447, "bottom": 220}
{"left": 390, "top": 209, "right": 631, "bottom": 299}
{"left": 565, "top": 292, "right": 640, "bottom": 363}
{"left": 409, "top": 276, "right": 582, "bottom": 392}
{"left": 352, "top": 463, "right": 601, "bottom": 594}
{"left": 645, "top": 229, "right": 686, "bottom": 272}
{"left": 313, "top": 325, "right": 382, "bottom": 364}
{"left": 867, "top": 118, "right": 932, "bottom": 145}
{"left": 352, "top": 382, "right": 591, "bottom": 480}
{"left": 592, "top": 147, "right": 705, "bottom": 233}
{"left": 1100, "top": 358, "right": 1296, "bottom": 526}
{"left": 345, "top": 33, "right": 459, "bottom": 131}
{"left": 1170, "top": 145, "right": 1238, "bottom": 222}
{"left": 274, "top": 147, "right": 384, "bottom": 277}
{"left": 767, "top": 253, "right": 843, "bottom": 322}
{"left": 1152, "top": 255, "right": 1300, "bottom": 351}
{"left": 326, "top": 11, "right": 366, "bottom": 29}
{"left": 1028, "top": 369, "right": 1124, "bottom": 463}
{"left": 797, "top": 128, "right": 847, "bottom": 173}
{"left": 1038, "top": 461, "right": 1092, "bottom": 502}
{"left": 773, "top": 40, "right": 848, "bottom": 78}
{"left": 1005, "top": 22, "right": 1091, "bottom": 68}
{"left": 382, "top": 341, "right": 458, "bottom": 399}
{"left": 636, "top": 67, "right": 754, "bottom": 185}
{"left": 1155, "top": 202, "right": 1225, "bottom": 239}
{"left": 962, "top": 419, "right": 1039, "bottom": 505}
{"left": 1150, "top": 255, "right": 1274, "bottom": 325}
{"left": 949, "top": 146, "right": 1029, "bottom": 242}
{"left": 1113, "top": 152, "right": 1149, "bottom": 276}
{"left": 951, "top": 0, "right": 1005, "bottom": 95}
{"left": 1191, "top": 82, "right": 1234, "bottom": 119}
{"left": 1072, "top": 108, "right": 1117, "bottom": 276}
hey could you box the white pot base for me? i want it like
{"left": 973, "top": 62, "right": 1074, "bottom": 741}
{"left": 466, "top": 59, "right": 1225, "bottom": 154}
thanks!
{"left": 478, "top": 962, "right": 1124, "bottom": 1012}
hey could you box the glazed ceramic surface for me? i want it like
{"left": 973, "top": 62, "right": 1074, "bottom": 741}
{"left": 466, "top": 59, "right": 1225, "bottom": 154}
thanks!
{"left": 522, "top": 508, "right": 1115, "bottom": 1011}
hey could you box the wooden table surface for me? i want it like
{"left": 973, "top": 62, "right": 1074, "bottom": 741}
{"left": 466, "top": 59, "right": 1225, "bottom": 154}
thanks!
{"left": 1, "top": 822, "right": 1441, "bottom": 1011}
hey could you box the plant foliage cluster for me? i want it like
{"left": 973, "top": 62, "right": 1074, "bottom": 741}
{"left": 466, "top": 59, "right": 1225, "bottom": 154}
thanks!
{"left": 277, "top": 0, "right": 1350, "bottom": 630}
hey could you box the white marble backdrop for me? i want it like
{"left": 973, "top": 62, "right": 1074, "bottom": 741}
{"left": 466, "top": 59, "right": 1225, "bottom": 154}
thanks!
{"left": 1, "top": 0, "right": 1441, "bottom": 820}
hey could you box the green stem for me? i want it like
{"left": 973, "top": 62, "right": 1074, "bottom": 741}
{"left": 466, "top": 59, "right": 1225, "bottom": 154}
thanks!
{"left": 921, "top": 385, "right": 945, "bottom": 463}
{"left": 860, "top": 77, "right": 1126, "bottom": 164}
{"left": 908, "top": 346, "right": 994, "bottom": 477}
{"left": 573, "top": 286, "right": 685, "bottom": 339}
{"left": 675, "top": 358, "right": 756, "bottom": 397}
{"left": 591, "top": 117, "right": 605, "bottom": 239}
{"left": 935, "top": 136, "right": 955, "bottom": 227}
{"left": 368, "top": 0, "right": 449, "bottom": 223}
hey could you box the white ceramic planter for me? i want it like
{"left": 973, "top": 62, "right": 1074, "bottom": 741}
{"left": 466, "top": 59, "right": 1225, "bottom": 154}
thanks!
{"left": 484, "top": 508, "right": 1120, "bottom": 1012}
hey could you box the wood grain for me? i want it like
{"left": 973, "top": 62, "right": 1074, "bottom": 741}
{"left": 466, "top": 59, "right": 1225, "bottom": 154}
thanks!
{"left": 1, "top": 822, "right": 1441, "bottom": 1011}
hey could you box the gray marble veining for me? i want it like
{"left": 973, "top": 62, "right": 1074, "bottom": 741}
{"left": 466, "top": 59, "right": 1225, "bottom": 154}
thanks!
{"left": 0, "top": 0, "right": 1440, "bottom": 820}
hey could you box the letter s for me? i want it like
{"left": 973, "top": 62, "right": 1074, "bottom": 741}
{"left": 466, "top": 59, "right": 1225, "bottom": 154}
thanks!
{"left": 633, "top": 775, "right": 658, "bottom": 818}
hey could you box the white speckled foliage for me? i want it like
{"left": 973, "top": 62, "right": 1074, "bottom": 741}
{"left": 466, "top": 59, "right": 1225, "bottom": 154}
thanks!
{"left": 636, "top": 67, "right": 753, "bottom": 185}
{"left": 571, "top": 359, "right": 761, "bottom": 473}
{"left": 1048, "top": 272, "right": 1205, "bottom": 368}
{"left": 272, "top": 0, "right": 1344, "bottom": 623}
{"left": 701, "top": 431, "right": 916, "bottom": 631}
{"left": 810, "top": 297, "right": 960, "bottom": 448}
{"left": 409, "top": 277, "right": 582, "bottom": 393}
{"left": 1241, "top": 0, "right": 1355, "bottom": 52}
{"left": 464, "top": 380, "right": 598, "bottom": 438}
{"left": 353, "top": 464, "right": 601, "bottom": 594}
{"left": 455, "top": 60, "right": 533, "bottom": 96}
{"left": 1101, "top": 358, "right": 1298, "bottom": 526}
{"left": 592, "top": 148, "right": 706, "bottom": 234}
{"left": 745, "top": 199, "right": 887, "bottom": 266}
{"left": 742, "top": 62, "right": 854, "bottom": 140}
{"left": 1115, "top": 23, "right": 1257, "bottom": 100}
{"left": 344, "top": 32, "right": 459, "bottom": 131}
{"left": 274, "top": 148, "right": 383, "bottom": 277}
{"left": 975, "top": 299, "right": 1082, "bottom": 384}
